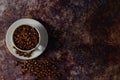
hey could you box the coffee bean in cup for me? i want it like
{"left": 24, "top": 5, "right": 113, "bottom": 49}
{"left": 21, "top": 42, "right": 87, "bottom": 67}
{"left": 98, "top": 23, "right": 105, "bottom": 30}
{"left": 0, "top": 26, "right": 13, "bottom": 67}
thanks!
{"left": 13, "top": 25, "right": 39, "bottom": 50}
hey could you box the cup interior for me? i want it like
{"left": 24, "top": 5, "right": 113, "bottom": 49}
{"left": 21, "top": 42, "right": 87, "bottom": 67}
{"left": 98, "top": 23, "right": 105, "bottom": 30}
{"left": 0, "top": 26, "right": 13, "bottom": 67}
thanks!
{"left": 12, "top": 24, "right": 41, "bottom": 52}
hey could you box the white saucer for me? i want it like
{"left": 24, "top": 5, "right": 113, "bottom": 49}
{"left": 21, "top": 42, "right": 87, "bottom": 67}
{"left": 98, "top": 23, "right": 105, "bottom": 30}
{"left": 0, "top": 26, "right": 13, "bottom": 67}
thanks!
{"left": 5, "top": 18, "right": 48, "bottom": 60}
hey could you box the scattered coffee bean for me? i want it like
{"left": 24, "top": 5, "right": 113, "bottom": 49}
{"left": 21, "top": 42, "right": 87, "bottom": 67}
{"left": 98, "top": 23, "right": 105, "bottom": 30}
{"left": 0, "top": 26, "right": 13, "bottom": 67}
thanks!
{"left": 16, "top": 58, "right": 60, "bottom": 79}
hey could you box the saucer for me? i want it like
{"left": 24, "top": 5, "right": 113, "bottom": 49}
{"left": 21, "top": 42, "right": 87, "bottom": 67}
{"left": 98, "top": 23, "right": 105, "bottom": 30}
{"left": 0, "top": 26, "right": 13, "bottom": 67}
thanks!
{"left": 5, "top": 18, "right": 48, "bottom": 60}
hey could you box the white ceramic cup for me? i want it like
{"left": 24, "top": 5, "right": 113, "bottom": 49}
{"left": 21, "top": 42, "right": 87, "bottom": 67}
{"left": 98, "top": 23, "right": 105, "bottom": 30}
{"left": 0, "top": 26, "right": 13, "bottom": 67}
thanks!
{"left": 12, "top": 24, "right": 41, "bottom": 53}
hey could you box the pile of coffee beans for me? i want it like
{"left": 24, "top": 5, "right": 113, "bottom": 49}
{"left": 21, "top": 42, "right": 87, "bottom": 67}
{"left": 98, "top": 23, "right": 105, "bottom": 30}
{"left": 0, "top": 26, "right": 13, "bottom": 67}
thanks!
{"left": 16, "top": 58, "right": 60, "bottom": 79}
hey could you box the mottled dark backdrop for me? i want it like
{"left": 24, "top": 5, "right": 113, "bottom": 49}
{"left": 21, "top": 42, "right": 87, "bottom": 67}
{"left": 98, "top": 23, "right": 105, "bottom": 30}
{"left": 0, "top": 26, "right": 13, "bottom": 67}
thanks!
{"left": 0, "top": 0, "right": 120, "bottom": 80}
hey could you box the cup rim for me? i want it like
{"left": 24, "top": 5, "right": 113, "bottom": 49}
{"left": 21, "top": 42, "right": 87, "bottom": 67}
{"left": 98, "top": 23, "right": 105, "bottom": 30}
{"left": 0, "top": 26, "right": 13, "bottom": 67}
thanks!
{"left": 12, "top": 24, "right": 41, "bottom": 52}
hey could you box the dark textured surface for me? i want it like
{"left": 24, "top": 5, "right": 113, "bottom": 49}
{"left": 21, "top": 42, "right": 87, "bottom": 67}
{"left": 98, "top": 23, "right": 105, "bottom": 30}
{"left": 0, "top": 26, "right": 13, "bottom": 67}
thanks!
{"left": 0, "top": 0, "right": 120, "bottom": 80}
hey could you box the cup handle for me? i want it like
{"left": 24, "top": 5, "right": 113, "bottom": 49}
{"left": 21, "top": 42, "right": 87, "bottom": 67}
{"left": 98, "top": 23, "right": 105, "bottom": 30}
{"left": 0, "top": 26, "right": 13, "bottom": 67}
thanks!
{"left": 37, "top": 45, "right": 45, "bottom": 51}
{"left": 31, "top": 45, "right": 45, "bottom": 55}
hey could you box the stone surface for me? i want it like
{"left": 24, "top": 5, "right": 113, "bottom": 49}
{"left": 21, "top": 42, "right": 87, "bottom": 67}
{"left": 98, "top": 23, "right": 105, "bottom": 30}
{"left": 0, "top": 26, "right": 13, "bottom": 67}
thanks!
{"left": 0, "top": 0, "right": 120, "bottom": 80}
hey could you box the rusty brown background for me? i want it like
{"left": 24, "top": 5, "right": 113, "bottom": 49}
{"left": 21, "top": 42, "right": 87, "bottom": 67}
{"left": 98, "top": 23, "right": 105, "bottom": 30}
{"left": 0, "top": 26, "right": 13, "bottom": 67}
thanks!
{"left": 0, "top": 0, "right": 120, "bottom": 80}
